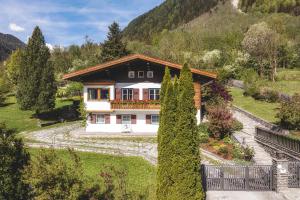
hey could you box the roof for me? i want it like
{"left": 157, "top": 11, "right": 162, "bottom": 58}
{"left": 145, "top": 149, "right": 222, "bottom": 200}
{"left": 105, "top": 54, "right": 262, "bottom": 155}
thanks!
{"left": 63, "top": 54, "right": 217, "bottom": 80}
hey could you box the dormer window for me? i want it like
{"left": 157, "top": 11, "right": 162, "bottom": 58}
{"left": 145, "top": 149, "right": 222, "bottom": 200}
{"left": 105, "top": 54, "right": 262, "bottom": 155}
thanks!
{"left": 138, "top": 71, "right": 144, "bottom": 78}
{"left": 147, "top": 71, "right": 154, "bottom": 78}
{"left": 128, "top": 71, "right": 135, "bottom": 78}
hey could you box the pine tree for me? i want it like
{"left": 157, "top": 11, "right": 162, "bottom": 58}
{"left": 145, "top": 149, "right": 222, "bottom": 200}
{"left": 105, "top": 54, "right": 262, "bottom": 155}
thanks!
{"left": 170, "top": 63, "right": 204, "bottom": 200}
{"left": 17, "top": 26, "right": 56, "bottom": 112}
{"left": 101, "top": 22, "right": 130, "bottom": 62}
{"left": 157, "top": 79, "right": 177, "bottom": 200}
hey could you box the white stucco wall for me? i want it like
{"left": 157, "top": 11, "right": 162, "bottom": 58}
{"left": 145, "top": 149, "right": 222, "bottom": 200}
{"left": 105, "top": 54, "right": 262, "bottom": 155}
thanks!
{"left": 115, "top": 82, "right": 161, "bottom": 100}
{"left": 84, "top": 85, "right": 114, "bottom": 111}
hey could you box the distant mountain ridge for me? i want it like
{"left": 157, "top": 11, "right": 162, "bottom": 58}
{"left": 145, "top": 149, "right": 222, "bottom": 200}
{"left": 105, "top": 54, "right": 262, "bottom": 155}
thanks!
{"left": 0, "top": 32, "right": 25, "bottom": 62}
{"left": 123, "top": 0, "right": 221, "bottom": 42}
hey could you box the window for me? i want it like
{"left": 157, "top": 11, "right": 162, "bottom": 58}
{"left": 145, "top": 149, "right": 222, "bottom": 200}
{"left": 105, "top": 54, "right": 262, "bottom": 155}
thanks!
{"left": 138, "top": 71, "right": 144, "bottom": 78}
{"left": 147, "top": 71, "right": 154, "bottom": 78}
{"left": 88, "top": 88, "right": 98, "bottom": 100}
{"left": 100, "top": 88, "right": 109, "bottom": 100}
{"left": 96, "top": 114, "right": 105, "bottom": 124}
{"left": 128, "top": 71, "right": 135, "bottom": 78}
{"left": 87, "top": 88, "right": 110, "bottom": 101}
{"left": 122, "top": 115, "right": 131, "bottom": 124}
{"left": 151, "top": 115, "right": 159, "bottom": 124}
{"left": 149, "top": 89, "right": 160, "bottom": 100}
{"left": 122, "top": 89, "right": 133, "bottom": 100}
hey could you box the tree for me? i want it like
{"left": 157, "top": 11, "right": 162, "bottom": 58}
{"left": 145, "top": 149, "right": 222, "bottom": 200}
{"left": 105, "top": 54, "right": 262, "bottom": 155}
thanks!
{"left": 23, "top": 148, "right": 84, "bottom": 200}
{"left": 16, "top": 26, "right": 57, "bottom": 113}
{"left": 157, "top": 73, "right": 177, "bottom": 200}
{"left": 50, "top": 47, "right": 72, "bottom": 74}
{"left": 0, "top": 123, "right": 31, "bottom": 200}
{"left": 100, "top": 22, "right": 130, "bottom": 62}
{"left": 242, "top": 22, "right": 281, "bottom": 81}
{"left": 160, "top": 67, "right": 171, "bottom": 104}
{"left": 5, "top": 48, "right": 24, "bottom": 86}
{"left": 170, "top": 64, "right": 204, "bottom": 200}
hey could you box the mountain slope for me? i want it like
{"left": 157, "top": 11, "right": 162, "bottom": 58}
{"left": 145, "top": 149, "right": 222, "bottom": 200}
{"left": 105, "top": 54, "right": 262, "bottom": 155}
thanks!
{"left": 123, "top": 0, "right": 221, "bottom": 42}
{"left": 0, "top": 33, "right": 25, "bottom": 62}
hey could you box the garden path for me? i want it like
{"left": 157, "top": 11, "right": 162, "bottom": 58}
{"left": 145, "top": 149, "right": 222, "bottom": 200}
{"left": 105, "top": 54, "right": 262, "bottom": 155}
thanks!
{"left": 232, "top": 109, "right": 273, "bottom": 165}
{"left": 22, "top": 123, "right": 229, "bottom": 165}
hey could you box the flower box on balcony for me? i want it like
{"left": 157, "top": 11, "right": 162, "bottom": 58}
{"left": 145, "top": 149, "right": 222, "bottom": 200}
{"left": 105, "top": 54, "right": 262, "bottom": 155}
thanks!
{"left": 111, "top": 100, "right": 160, "bottom": 110}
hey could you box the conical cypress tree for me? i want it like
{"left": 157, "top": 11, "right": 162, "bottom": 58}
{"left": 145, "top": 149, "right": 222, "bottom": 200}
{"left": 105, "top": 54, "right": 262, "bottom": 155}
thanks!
{"left": 160, "top": 67, "right": 171, "bottom": 104}
{"left": 157, "top": 79, "right": 177, "bottom": 200}
{"left": 170, "top": 63, "right": 204, "bottom": 200}
{"left": 101, "top": 22, "right": 130, "bottom": 62}
{"left": 17, "top": 26, "right": 56, "bottom": 112}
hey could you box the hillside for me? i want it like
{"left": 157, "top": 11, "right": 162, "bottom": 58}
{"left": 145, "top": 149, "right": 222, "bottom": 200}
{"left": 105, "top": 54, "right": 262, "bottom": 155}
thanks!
{"left": 0, "top": 32, "right": 25, "bottom": 62}
{"left": 123, "top": 0, "right": 221, "bottom": 42}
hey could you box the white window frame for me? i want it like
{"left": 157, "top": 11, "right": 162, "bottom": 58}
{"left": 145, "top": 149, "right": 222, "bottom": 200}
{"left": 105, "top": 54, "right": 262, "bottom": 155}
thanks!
{"left": 147, "top": 71, "right": 154, "bottom": 78}
{"left": 121, "top": 88, "right": 133, "bottom": 100}
{"left": 151, "top": 115, "right": 159, "bottom": 125}
{"left": 149, "top": 88, "right": 160, "bottom": 100}
{"left": 128, "top": 71, "right": 135, "bottom": 78}
{"left": 96, "top": 114, "right": 105, "bottom": 124}
{"left": 122, "top": 115, "right": 131, "bottom": 124}
{"left": 138, "top": 71, "right": 144, "bottom": 78}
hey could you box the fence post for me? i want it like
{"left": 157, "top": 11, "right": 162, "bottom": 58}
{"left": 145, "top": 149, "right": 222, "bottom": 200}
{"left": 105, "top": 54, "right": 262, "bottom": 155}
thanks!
{"left": 220, "top": 166, "right": 224, "bottom": 190}
{"left": 272, "top": 152, "right": 289, "bottom": 192}
{"left": 245, "top": 166, "right": 249, "bottom": 190}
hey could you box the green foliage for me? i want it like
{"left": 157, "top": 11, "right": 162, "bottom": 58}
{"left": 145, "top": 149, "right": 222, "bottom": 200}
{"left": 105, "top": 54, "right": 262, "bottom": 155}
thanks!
{"left": 50, "top": 46, "right": 72, "bottom": 74}
{"left": 218, "top": 145, "right": 229, "bottom": 156}
{"left": 170, "top": 63, "right": 204, "bottom": 200}
{"left": 157, "top": 73, "right": 177, "bottom": 200}
{"left": 23, "top": 148, "right": 84, "bottom": 200}
{"left": 277, "top": 93, "right": 300, "bottom": 130}
{"left": 0, "top": 123, "right": 31, "bottom": 200}
{"left": 198, "top": 123, "right": 209, "bottom": 143}
{"left": 16, "top": 26, "right": 57, "bottom": 113}
{"left": 5, "top": 48, "right": 23, "bottom": 86}
{"left": 242, "top": 69, "right": 262, "bottom": 97}
{"left": 101, "top": 22, "right": 130, "bottom": 62}
{"left": 0, "top": 64, "right": 9, "bottom": 105}
{"left": 239, "top": 0, "right": 300, "bottom": 15}
{"left": 78, "top": 97, "right": 87, "bottom": 126}
{"left": 243, "top": 145, "right": 255, "bottom": 161}
{"left": 159, "top": 67, "right": 171, "bottom": 104}
{"left": 123, "top": 0, "right": 220, "bottom": 42}
{"left": 232, "top": 119, "right": 244, "bottom": 132}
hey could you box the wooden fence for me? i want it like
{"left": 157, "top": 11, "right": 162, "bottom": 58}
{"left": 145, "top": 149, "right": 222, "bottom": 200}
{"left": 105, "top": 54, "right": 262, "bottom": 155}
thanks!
{"left": 255, "top": 127, "right": 300, "bottom": 156}
{"left": 201, "top": 165, "right": 273, "bottom": 191}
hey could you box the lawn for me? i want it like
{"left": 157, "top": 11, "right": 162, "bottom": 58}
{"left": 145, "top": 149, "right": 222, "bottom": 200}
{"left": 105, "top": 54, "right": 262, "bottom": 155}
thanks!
{"left": 265, "top": 69, "right": 300, "bottom": 95}
{"left": 28, "top": 148, "right": 156, "bottom": 198}
{"left": 230, "top": 87, "right": 280, "bottom": 123}
{"left": 0, "top": 95, "right": 74, "bottom": 132}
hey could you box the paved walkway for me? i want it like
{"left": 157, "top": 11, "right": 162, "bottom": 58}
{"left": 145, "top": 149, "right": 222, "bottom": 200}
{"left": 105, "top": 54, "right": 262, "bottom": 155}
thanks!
{"left": 207, "top": 189, "right": 300, "bottom": 200}
{"left": 232, "top": 109, "right": 273, "bottom": 165}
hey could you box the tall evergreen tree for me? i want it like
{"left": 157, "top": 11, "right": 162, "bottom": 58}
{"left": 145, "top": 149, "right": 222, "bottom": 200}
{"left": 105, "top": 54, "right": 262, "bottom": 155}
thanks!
{"left": 17, "top": 26, "right": 56, "bottom": 112}
{"left": 0, "top": 123, "right": 31, "bottom": 200}
{"left": 170, "top": 64, "right": 204, "bottom": 200}
{"left": 101, "top": 22, "right": 130, "bottom": 62}
{"left": 157, "top": 76, "right": 177, "bottom": 200}
{"left": 160, "top": 67, "right": 171, "bottom": 104}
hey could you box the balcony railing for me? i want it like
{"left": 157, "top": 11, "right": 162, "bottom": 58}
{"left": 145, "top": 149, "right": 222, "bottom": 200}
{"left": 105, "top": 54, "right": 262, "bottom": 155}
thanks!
{"left": 111, "top": 100, "right": 160, "bottom": 110}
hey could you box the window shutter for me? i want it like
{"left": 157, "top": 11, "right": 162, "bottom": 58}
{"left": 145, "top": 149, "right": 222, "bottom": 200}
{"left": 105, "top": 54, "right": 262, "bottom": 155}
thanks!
{"left": 91, "top": 114, "right": 96, "bottom": 124}
{"left": 143, "top": 89, "right": 148, "bottom": 100}
{"left": 116, "top": 115, "right": 122, "bottom": 124}
{"left": 133, "top": 89, "right": 139, "bottom": 100}
{"left": 146, "top": 115, "right": 151, "bottom": 124}
{"left": 105, "top": 114, "right": 110, "bottom": 124}
{"left": 115, "top": 88, "right": 121, "bottom": 100}
{"left": 131, "top": 115, "right": 137, "bottom": 124}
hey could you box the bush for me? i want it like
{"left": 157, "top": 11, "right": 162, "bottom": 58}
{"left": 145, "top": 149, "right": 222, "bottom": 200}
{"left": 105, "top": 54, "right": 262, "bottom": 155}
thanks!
{"left": 242, "top": 69, "right": 261, "bottom": 97}
{"left": 255, "top": 87, "right": 280, "bottom": 102}
{"left": 244, "top": 146, "right": 255, "bottom": 161}
{"left": 277, "top": 94, "right": 300, "bottom": 130}
{"left": 232, "top": 144, "right": 244, "bottom": 160}
{"left": 218, "top": 145, "right": 229, "bottom": 156}
{"left": 199, "top": 133, "right": 209, "bottom": 143}
{"left": 232, "top": 119, "right": 244, "bottom": 132}
{"left": 223, "top": 136, "right": 233, "bottom": 145}
{"left": 206, "top": 101, "right": 234, "bottom": 139}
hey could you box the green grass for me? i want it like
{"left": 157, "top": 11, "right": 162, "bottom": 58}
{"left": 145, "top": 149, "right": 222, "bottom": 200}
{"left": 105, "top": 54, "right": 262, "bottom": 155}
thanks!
{"left": 28, "top": 148, "right": 156, "bottom": 197}
{"left": 230, "top": 87, "right": 280, "bottom": 123}
{"left": 265, "top": 69, "right": 300, "bottom": 95}
{"left": 0, "top": 95, "right": 74, "bottom": 132}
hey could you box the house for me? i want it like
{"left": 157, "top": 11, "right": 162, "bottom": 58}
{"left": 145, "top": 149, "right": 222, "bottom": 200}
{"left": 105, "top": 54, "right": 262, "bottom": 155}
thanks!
{"left": 63, "top": 54, "right": 216, "bottom": 134}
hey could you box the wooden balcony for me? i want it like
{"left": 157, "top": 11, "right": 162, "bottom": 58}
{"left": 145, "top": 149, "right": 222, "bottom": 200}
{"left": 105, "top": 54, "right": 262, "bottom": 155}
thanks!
{"left": 111, "top": 100, "right": 160, "bottom": 110}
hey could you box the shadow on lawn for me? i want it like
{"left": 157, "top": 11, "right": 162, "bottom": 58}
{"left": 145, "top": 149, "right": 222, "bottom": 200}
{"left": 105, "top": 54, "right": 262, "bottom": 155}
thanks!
{"left": 35, "top": 100, "right": 81, "bottom": 127}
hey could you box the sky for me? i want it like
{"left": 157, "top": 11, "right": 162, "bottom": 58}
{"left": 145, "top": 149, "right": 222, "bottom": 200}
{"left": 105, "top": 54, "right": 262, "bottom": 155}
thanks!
{"left": 0, "top": 0, "right": 163, "bottom": 48}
